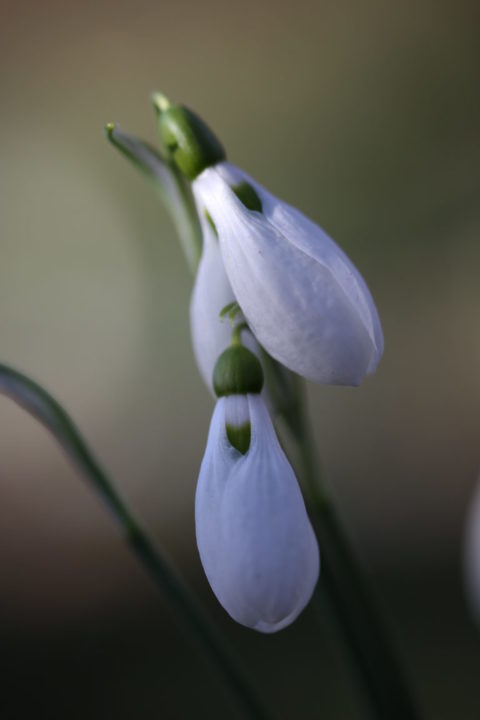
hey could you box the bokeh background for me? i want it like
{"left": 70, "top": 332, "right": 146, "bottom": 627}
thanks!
{"left": 1, "top": 0, "right": 480, "bottom": 717}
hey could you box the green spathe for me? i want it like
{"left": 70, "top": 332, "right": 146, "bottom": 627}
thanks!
{"left": 156, "top": 98, "right": 225, "bottom": 181}
{"left": 213, "top": 345, "right": 264, "bottom": 398}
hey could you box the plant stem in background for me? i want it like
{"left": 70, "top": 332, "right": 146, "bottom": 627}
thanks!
{"left": 287, "top": 386, "right": 420, "bottom": 720}
{"left": 0, "top": 364, "right": 270, "bottom": 720}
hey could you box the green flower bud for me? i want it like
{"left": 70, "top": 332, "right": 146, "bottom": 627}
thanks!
{"left": 213, "top": 345, "right": 264, "bottom": 398}
{"left": 154, "top": 94, "right": 226, "bottom": 180}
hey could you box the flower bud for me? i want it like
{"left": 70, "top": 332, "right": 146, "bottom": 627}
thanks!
{"left": 154, "top": 94, "right": 225, "bottom": 180}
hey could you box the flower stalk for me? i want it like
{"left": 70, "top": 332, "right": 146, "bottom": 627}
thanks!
{"left": 286, "top": 386, "right": 420, "bottom": 719}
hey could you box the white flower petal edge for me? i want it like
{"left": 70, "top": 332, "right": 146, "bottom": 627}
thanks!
{"left": 190, "top": 213, "right": 236, "bottom": 393}
{"left": 193, "top": 162, "right": 384, "bottom": 386}
{"left": 189, "top": 212, "right": 260, "bottom": 395}
{"left": 464, "top": 478, "right": 480, "bottom": 625}
{"left": 195, "top": 394, "right": 320, "bottom": 633}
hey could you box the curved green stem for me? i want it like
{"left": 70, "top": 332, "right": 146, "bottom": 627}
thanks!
{"left": 0, "top": 363, "right": 270, "bottom": 720}
{"left": 231, "top": 321, "right": 249, "bottom": 346}
{"left": 285, "top": 386, "right": 420, "bottom": 720}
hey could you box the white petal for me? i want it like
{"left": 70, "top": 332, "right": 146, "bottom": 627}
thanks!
{"left": 189, "top": 212, "right": 261, "bottom": 395}
{"left": 193, "top": 163, "right": 383, "bottom": 385}
{"left": 195, "top": 398, "right": 240, "bottom": 613}
{"left": 224, "top": 393, "right": 249, "bottom": 428}
{"left": 189, "top": 215, "right": 236, "bottom": 393}
{"left": 195, "top": 394, "right": 320, "bottom": 633}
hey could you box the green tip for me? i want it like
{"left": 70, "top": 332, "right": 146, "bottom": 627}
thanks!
{"left": 226, "top": 422, "right": 251, "bottom": 455}
{"left": 155, "top": 101, "right": 226, "bottom": 180}
{"left": 152, "top": 92, "right": 172, "bottom": 116}
{"left": 104, "top": 122, "right": 116, "bottom": 138}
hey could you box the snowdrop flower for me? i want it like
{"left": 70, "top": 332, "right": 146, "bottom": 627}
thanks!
{"left": 156, "top": 96, "right": 383, "bottom": 386}
{"left": 193, "top": 164, "right": 383, "bottom": 385}
{"left": 195, "top": 342, "right": 320, "bottom": 633}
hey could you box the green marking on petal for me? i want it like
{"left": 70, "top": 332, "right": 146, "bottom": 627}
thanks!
{"left": 204, "top": 209, "right": 218, "bottom": 238}
{"left": 226, "top": 421, "right": 251, "bottom": 454}
{"left": 231, "top": 182, "right": 262, "bottom": 213}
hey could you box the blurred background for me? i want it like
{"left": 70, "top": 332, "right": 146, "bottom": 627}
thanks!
{"left": 1, "top": 0, "right": 480, "bottom": 717}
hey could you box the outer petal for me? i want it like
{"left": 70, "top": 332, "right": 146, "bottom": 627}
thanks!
{"left": 193, "top": 163, "right": 383, "bottom": 385}
{"left": 464, "top": 478, "right": 480, "bottom": 625}
{"left": 190, "top": 214, "right": 236, "bottom": 393}
{"left": 189, "top": 212, "right": 261, "bottom": 394}
{"left": 195, "top": 394, "right": 319, "bottom": 633}
{"left": 195, "top": 398, "right": 240, "bottom": 611}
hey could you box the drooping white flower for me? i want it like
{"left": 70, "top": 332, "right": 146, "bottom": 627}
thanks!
{"left": 193, "top": 162, "right": 384, "bottom": 386}
{"left": 195, "top": 392, "right": 320, "bottom": 633}
{"left": 190, "top": 212, "right": 260, "bottom": 395}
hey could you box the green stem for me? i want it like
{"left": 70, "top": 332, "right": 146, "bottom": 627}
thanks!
{"left": 231, "top": 322, "right": 249, "bottom": 346}
{"left": 0, "top": 363, "right": 270, "bottom": 720}
{"left": 286, "top": 388, "right": 420, "bottom": 720}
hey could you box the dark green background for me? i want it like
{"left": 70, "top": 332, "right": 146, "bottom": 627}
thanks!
{"left": 1, "top": 0, "right": 479, "bottom": 717}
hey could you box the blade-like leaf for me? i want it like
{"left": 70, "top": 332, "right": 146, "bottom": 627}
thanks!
{"left": 0, "top": 362, "right": 132, "bottom": 528}
{"left": 0, "top": 362, "right": 269, "bottom": 719}
{"left": 105, "top": 123, "right": 202, "bottom": 273}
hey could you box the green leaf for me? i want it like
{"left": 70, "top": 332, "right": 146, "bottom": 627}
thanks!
{"left": 105, "top": 123, "right": 202, "bottom": 274}
{"left": 0, "top": 362, "right": 269, "bottom": 719}
{"left": 0, "top": 362, "right": 132, "bottom": 529}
